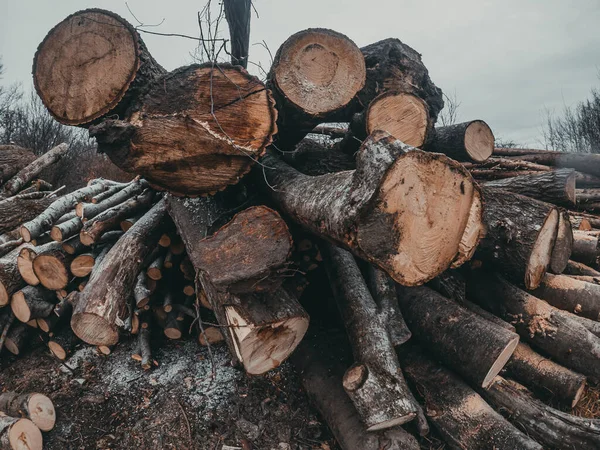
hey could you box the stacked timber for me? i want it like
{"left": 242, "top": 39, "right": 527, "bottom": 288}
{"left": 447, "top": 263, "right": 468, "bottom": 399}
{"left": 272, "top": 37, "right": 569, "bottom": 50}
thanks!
{"left": 1, "top": 7, "right": 599, "bottom": 450}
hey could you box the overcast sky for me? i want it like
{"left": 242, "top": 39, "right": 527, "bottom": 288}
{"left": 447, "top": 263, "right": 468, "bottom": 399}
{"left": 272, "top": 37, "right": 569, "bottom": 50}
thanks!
{"left": 2, "top": 0, "right": 599, "bottom": 146}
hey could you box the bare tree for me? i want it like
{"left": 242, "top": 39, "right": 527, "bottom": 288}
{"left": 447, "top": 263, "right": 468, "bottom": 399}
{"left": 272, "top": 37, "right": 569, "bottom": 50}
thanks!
{"left": 438, "top": 90, "right": 461, "bottom": 126}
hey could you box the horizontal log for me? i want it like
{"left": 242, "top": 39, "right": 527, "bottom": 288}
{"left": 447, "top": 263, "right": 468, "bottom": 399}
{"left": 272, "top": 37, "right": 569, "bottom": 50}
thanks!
{"left": 0, "top": 415, "right": 43, "bottom": 450}
{"left": 0, "top": 392, "right": 55, "bottom": 431}
{"left": 425, "top": 120, "right": 494, "bottom": 162}
{"left": 532, "top": 273, "right": 600, "bottom": 320}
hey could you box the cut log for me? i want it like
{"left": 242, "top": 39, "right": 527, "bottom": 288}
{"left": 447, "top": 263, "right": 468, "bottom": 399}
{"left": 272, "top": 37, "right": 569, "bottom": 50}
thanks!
{"left": 90, "top": 63, "right": 277, "bottom": 195}
{"left": 396, "top": 285, "right": 519, "bottom": 389}
{"left": 564, "top": 260, "right": 600, "bottom": 277}
{"left": 477, "top": 187, "right": 559, "bottom": 289}
{"left": 37, "top": 293, "right": 75, "bottom": 333}
{"left": 425, "top": 120, "right": 494, "bottom": 162}
{"left": 71, "top": 199, "right": 167, "bottom": 345}
{"left": 532, "top": 273, "right": 600, "bottom": 320}
{"left": 198, "top": 326, "right": 224, "bottom": 346}
{"left": 504, "top": 342, "right": 586, "bottom": 408}
{"left": 4, "top": 323, "right": 30, "bottom": 355}
{"left": 0, "top": 192, "right": 55, "bottom": 234}
{"left": 0, "top": 415, "right": 43, "bottom": 450}
{"left": 482, "top": 376, "right": 600, "bottom": 450}
{"left": 75, "top": 178, "right": 147, "bottom": 219}
{"left": 400, "top": 348, "right": 542, "bottom": 450}
{"left": 323, "top": 244, "right": 423, "bottom": 431}
{"left": 17, "top": 241, "right": 61, "bottom": 286}
{"left": 291, "top": 332, "right": 420, "bottom": 450}
{"left": 483, "top": 168, "right": 577, "bottom": 206}
{"left": 359, "top": 38, "right": 444, "bottom": 123}
{"left": 503, "top": 151, "right": 600, "bottom": 177}
{"left": 48, "top": 328, "right": 80, "bottom": 361}
{"left": 0, "top": 244, "right": 32, "bottom": 306}
{"left": 70, "top": 253, "right": 95, "bottom": 278}
{"left": 572, "top": 230, "right": 599, "bottom": 267}
{"left": 0, "top": 392, "right": 55, "bottom": 431}
{"left": 32, "top": 249, "right": 75, "bottom": 290}
{"left": 268, "top": 28, "right": 365, "bottom": 149}
{"left": 11, "top": 286, "right": 55, "bottom": 323}
{"left": 2, "top": 143, "right": 69, "bottom": 196}
{"left": 0, "top": 145, "right": 36, "bottom": 184}
{"left": 33, "top": 8, "right": 165, "bottom": 126}
{"left": 466, "top": 271, "right": 600, "bottom": 381}
{"left": 260, "top": 131, "right": 481, "bottom": 286}
{"left": 549, "top": 210, "right": 574, "bottom": 274}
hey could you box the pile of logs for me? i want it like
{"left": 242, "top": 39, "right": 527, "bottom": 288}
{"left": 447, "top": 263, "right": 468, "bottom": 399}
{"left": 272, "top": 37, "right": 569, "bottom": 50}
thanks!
{"left": 1, "top": 7, "right": 600, "bottom": 450}
{"left": 0, "top": 392, "right": 55, "bottom": 450}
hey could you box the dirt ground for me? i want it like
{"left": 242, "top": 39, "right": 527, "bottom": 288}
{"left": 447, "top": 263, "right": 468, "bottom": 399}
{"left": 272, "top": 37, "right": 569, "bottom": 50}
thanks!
{"left": 0, "top": 337, "right": 337, "bottom": 450}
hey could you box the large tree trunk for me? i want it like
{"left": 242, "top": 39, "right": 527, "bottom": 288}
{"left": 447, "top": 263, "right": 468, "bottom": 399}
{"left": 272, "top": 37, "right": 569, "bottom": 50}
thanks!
{"left": 466, "top": 271, "right": 600, "bottom": 381}
{"left": 425, "top": 120, "right": 494, "bottom": 162}
{"left": 267, "top": 29, "right": 366, "bottom": 149}
{"left": 33, "top": 8, "right": 165, "bottom": 126}
{"left": 483, "top": 168, "right": 577, "bottom": 206}
{"left": 90, "top": 64, "right": 277, "bottom": 196}
{"left": 396, "top": 285, "right": 519, "bottom": 388}
{"left": 0, "top": 192, "right": 55, "bottom": 234}
{"left": 0, "top": 392, "right": 55, "bottom": 432}
{"left": 482, "top": 376, "right": 600, "bottom": 450}
{"left": 0, "top": 145, "right": 36, "bottom": 184}
{"left": 71, "top": 199, "right": 167, "bottom": 345}
{"left": 504, "top": 342, "right": 586, "bottom": 408}
{"left": 260, "top": 131, "right": 482, "bottom": 286}
{"left": 400, "top": 348, "right": 543, "bottom": 450}
{"left": 476, "top": 187, "right": 559, "bottom": 289}
{"left": 532, "top": 273, "right": 600, "bottom": 320}
{"left": 0, "top": 415, "right": 43, "bottom": 450}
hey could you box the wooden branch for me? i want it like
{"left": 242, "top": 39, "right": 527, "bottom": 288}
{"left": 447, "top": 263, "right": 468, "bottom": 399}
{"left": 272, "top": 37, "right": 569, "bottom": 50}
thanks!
{"left": 564, "top": 260, "right": 600, "bottom": 277}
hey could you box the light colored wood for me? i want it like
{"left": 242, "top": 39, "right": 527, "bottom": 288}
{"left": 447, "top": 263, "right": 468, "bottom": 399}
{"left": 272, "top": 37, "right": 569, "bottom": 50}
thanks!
{"left": 0, "top": 415, "right": 43, "bottom": 450}
{"left": 464, "top": 121, "right": 494, "bottom": 161}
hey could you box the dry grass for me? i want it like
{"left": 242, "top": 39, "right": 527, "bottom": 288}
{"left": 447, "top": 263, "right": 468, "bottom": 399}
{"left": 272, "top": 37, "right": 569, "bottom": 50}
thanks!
{"left": 573, "top": 384, "right": 600, "bottom": 419}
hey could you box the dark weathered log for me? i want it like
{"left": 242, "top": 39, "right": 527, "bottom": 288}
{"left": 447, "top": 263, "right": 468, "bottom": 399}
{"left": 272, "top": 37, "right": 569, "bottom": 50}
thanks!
{"left": 503, "top": 151, "right": 600, "bottom": 177}
{"left": 466, "top": 271, "right": 600, "bottom": 380}
{"left": 20, "top": 181, "right": 113, "bottom": 242}
{"left": 504, "top": 342, "right": 586, "bottom": 408}
{"left": 260, "top": 131, "right": 482, "bottom": 286}
{"left": 396, "top": 285, "right": 519, "bottom": 388}
{"left": 0, "top": 392, "right": 55, "bottom": 432}
{"left": 11, "top": 285, "right": 55, "bottom": 323}
{"left": 291, "top": 333, "right": 420, "bottom": 450}
{"left": 61, "top": 235, "right": 84, "bottom": 255}
{"left": 466, "top": 156, "right": 552, "bottom": 172}
{"left": 37, "top": 292, "right": 75, "bottom": 333}
{"left": 425, "top": 120, "right": 494, "bottom": 162}
{"left": 471, "top": 169, "right": 549, "bottom": 180}
{"left": 2, "top": 143, "right": 69, "bottom": 196}
{"left": 48, "top": 328, "right": 80, "bottom": 361}
{"left": 324, "top": 244, "right": 423, "bottom": 431}
{"left": 79, "top": 190, "right": 155, "bottom": 246}
{"left": 483, "top": 168, "right": 577, "bottom": 206}
{"left": 71, "top": 199, "right": 167, "bottom": 345}
{"left": 0, "top": 244, "right": 31, "bottom": 306}
{"left": 32, "top": 249, "right": 75, "bottom": 290}
{"left": 17, "top": 241, "right": 61, "bottom": 286}
{"left": 572, "top": 230, "right": 599, "bottom": 267}
{"left": 91, "top": 64, "right": 277, "bottom": 196}
{"left": 0, "top": 192, "right": 55, "bottom": 234}
{"left": 564, "top": 260, "right": 600, "bottom": 276}
{"left": 164, "top": 309, "right": 183, "bottom": 340}
{"left": 0, "top": 415, "right": 43, "bottom": 450}
{"left": 482, "top": 376, "right": 600, "bottom": 450}
{"left": 268, "top": 29, "right": 366, "bottom": 150}
{"left": 4, "top": 322, "right": 29, "bottom": 355}
{"left": 33, "top": 8, "right": 165, "bottom": 126}
{"left": 532, "top": 273, "right": 600, "bottom": 320}
{"left": 400, "top": 348, "right": 542, "bottom": 450}
{"left": 0, "top": 145, "right": 36, "bottom": 184}
{"left": 477, "top": 187, "right": 559, "bottom": 289}
{"left": 550, "top": 210, "right": 574, "bottom": 274}
{"left": 359, "top": 38, "right": 444, "bottom": 123}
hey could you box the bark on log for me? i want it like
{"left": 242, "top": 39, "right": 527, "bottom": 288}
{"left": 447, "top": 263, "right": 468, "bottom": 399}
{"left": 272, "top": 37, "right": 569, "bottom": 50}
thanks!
{"left": 564, "top": 260, "right": 600, "bottom": 276}
{"left": 0, "top": 415, "right": 43, "bottom": 450}
{"left": 32, "top": 249, "right": 75, "bottom": 290}
{"left": 549, "top": 210, "right": 574, "bottom": 274}
{"left": 0, "top": 145, "right": 36, "bottom": 184}
{"left": 268, "top": 28, "right": 366, "bottom": 150}
{"left": 33, "top": 8, "right": 165, "bottom": 126}
{"left": 4, "top": 322, "right": 30, "bottom": 355}
{"left": 477, "top": 187, "right": 559, "bottom": 289}
{"left": 400, "top": 348, "right": 542, "bottom": 450}
{"left": 466, "top": 271, "right": 600, "bottom": 381}
{"left": 532, "top": 273, "right": 600, "bottom": 320}
{"left": 37, "top": 292, "right": 74, "bottom": 333}
{"left": 396, "top": 285, "right": 519, "bottom": 388}
{"left": 483, "top": 168, "right": 577, "bottom": 206}
{"left": 323, "top": 244, "right": 423, "bottom": 431}
{"left": 75, "top": 178, "right": 147, "bottom": 219}
{"left": 504, "top": 342, "right": 586, "bottom": 408}
{"left": 71, "top": 199, "right": 167, "bottom": 345}
{"left": 482, "top": 376, "right": 600, "bottom": 450}
{"left": 48, "top": 328, "right": 80, "bottom": 361}
{"left": 503, "top": 151, "right": 600, "bottom": 177}
{"left": 90, "top": 64, "right": 277, "bottom": 195}
{"left": 11, "top": 285, "right": 55, "bottom": 323}
{"left": 359, "top": 38, "right": 444, "bottom": 123}
{"left": 290, "top": 332, "right": 420, "bottom": 450}
{"left": 0, "top": 192, "right": 55, "bottom": 234}
{"left": 260, "top": 131, "right": 481, "bottom": 286}
{"left": 572, "top": 230, "right": 599, "bottom": 267}
{"left": 2, "top": 144, "right": 69, "bottom": 196}
{"left": 425, "top": 120, "right": 494, "bottom": 162}
{"left": 0, "top": 392, "right": 55, "bottom": 431}
{"left": 0, "top": 244, "right": 31, "bottom": 306}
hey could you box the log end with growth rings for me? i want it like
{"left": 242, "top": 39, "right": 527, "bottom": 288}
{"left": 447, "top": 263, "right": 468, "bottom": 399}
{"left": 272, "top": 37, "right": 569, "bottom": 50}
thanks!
{"left": 71, "top": 313, "right": 119, "bottom": 346}
{"left": 525, "top": 208, "right": 559, "bottom": 290}
{"left": 462, "top": 120, "right": 494, "bottom": 162}
{"left": 26, "top": 394, "right": 56, "bottom": 432}
{"left": 0, "top": 416, "right": 43, "bottom": 450}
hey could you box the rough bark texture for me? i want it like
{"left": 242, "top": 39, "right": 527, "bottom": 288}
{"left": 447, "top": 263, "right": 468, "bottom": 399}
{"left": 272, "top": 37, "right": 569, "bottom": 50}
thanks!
{"left": 260, "top": 131, "right": 480, "bottom": 286}
{"left": 268, "top": 28, "right": 366, "bottom": 150}
{"left": 483, "top": 168, "right": 577, "bottom": 206}
{"left": 0, "top": 244, "right": 31, "bottom": 306}
{"left": 503, "top": 152, "right": 600, "bottom": 177}
{"left": 425, "top": 120, "right": 494, "bottom": 162}
{"left": 33, "top": 8, "right": 165, "bottom": 126}
{"left": 91, "top": 64, "right": 277, "bottom": 196}
{"left": 11, "top": 285, "right": 56, "bottom": 323}
{"left": 477, "top": 187, "right": 558, "bottom": 289}
{"left": 532, "top": 273, "right": 600, "bottom": 320}
{"left": 504, "top": 342, "right": 586, "bottom": 408}
{"left": 396, "top": 285, "right": 519, "bottom": 389}
{"left": 400, "top": 348, "right": 542, "bottom": 450}
{"left": 71, "top": 199, "right": 167, "bottom": 345}
{"left": 359, "top": 38, "right": 444, "bottom": 123}
{"left": 466, "top": 271, "right": 600, "bottom": 381}
{"left": 572, "top": 230, "right": 599, "bottom": 267}
{"left": 482, "top": 376, "right": 600, "bottom": 450}
{"left": 0, "top": 145, "right": 37, "bottom": 184}
{"left": 323, "top": 244, "right": 422, "bottom": 431}
{"left": 550, "top": 210, "right": 574, "bottom": 274}
{"left": 0, "top": 192, "right": 55, "bottom": 235}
